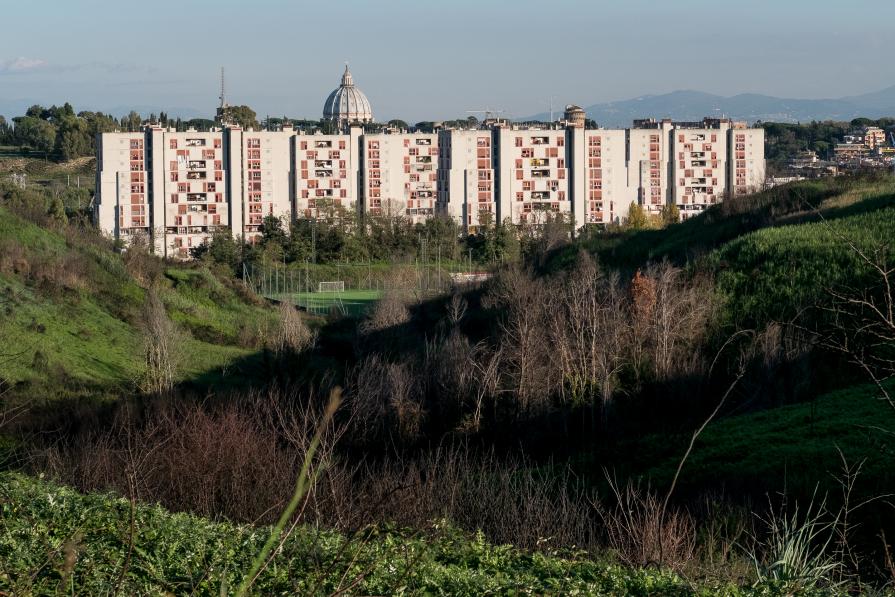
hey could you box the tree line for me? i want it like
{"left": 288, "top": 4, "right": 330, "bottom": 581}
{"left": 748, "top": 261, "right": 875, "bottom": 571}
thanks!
{"left": 0, "top": 102, "right": 261, "bottom": 162}
{"left": 192, "top": 210, "right": 534, "bottom": 271}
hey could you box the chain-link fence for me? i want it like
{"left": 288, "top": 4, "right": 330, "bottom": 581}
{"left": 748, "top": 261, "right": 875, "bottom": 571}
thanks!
{"left": 244, "top": 262, "right": 480, "bottom": 316}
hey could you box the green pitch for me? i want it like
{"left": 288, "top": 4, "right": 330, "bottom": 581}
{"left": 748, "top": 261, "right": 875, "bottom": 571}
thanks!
{"left": 274, "top": 289, "right": 383, "bottom": 316}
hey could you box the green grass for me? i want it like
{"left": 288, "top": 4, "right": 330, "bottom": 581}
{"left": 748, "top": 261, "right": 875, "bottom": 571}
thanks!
{"left": 625, "top": 381, "right": 895, "bottom": 499}
{"left": 273, "top": 289, "right": 383, "bottom": 317}
{"left": 709, "top": 200, "right": 895, "bottom": 327}
{"left": 549, "top": 176, "right": 895, "bottom": 274}
{"left": 0, "top": 204, "right": 273, "bottom": 396}
{"left": 0, "top": 471, "right": 837, "bottom": 596}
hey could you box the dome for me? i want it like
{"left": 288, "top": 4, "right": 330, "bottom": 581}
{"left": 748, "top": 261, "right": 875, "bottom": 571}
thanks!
{"left": 323, "top": 65, "right": 373, "bottom": 127}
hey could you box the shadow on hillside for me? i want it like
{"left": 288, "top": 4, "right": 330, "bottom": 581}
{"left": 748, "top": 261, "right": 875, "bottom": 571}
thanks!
{"left": 546, "top": 176, "right": 895, "bottom": 273}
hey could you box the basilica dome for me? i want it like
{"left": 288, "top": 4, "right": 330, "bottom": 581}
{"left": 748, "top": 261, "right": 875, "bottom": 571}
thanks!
{"left": 323, "top": 65, "right": 373, "bottom": 128}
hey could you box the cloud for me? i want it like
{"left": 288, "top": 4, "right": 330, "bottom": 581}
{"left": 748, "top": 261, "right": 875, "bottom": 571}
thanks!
{"left": 0, "top": 57, "right": 48, "bottom": 73}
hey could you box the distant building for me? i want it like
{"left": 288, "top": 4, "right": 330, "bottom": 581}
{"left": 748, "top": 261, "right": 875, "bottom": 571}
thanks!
{"left": 563, "top": 104, "right": 586, "bottom": 128}
{"left": 834, "top": 143, "right": 871, "bottom": 160}
{"left": 862, "top": 126, "right": 886, "bottom": 150}
{"left": 789, "top": 150, "right": 818, "bottom": 169}
{"left": 93, "top": 69, "right": 766, "bottom": 255}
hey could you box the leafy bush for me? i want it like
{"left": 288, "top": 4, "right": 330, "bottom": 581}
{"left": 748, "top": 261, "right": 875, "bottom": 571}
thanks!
{"left": 0, "top": 472, "right": 711, "bottom": 596}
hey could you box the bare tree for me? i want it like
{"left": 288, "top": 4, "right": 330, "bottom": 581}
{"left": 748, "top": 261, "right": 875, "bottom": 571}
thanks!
{"left": 465, "top": 341, "right": 502, "bottom": 433}
{"left": 445, "top": 291, "right": 468, "bottom": 327}
{"left": 273, "top": 302, "right": 314, "bottom": 356}
{"left": 140, "top": 290, "right": 178, "bottom": 394}
{"left": 644, "top": 262, "right": 714, "bottom": 381}
{"left": 347, "top": 355, "right": 424, "bottom": 444}
{"left": 551, "top": 253, "right": 628, "bottom": 416}
{"left": 360, "top": 290, "right": 411, "bottom": 335}
{"left": 483, "top": 266, "right": 551, "bottom": 414}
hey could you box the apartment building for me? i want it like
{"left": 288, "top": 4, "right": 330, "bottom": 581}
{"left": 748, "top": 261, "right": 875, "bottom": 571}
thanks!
{"left": 154, "top": 130, "right": 229, "bottom": 256}
{"left": 437, "top": 129, "right": 496, "bottom": 231}
{"left": 295, "top": 128, "right": 363, "bottom": 219}
{"left": 728, "top": 126, "right": 764, "bottom": 200}
{"left": 363, "top": 132, "right": 439, "bottom": 224}
{"left": 671, "top": 124, "right": 727, "bottom": 218}
{"left": 96, "top": 132, "right": 151, "bottom": 244}
{"left": 95, "top": 117, "right": 765, "bottom": 255}
{"left": 567, "top": 127, "right": 627, "bottom": 225}
{"left": 493, "top": 128, "right": 570, "bottom": 226}
{"left": 96, "top": 126, "right": 292, "bottom": 257}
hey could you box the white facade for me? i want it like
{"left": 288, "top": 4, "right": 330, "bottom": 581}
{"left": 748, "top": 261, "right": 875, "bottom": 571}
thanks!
{"left": 728, "top": 127, "right": 765, "bottom": 199}
{"left": 437, "top": 129, "right": 495, "bottom": 231}
{"left": 363, "top": 133, "right": 439, "bottom": 224}
{"left": 95, "top": 117, "right": 766, "bottom": 255}
{"left": 295, "top": 128, "right": 362, "bottom": 219}
{"left": 495, "top": 128, "right": 570, "bottom": 226}
{"left": 626, "top": 122, "right": 673, "bottom": 215}
{"left": 95, "top": 132, "right": 150, "bottom": 245}
{"left": 570, "top": 128, "right": 627, "bottom": 225}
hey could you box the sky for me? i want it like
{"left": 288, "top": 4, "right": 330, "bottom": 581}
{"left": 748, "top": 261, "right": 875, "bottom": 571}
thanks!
{"left": 1, "top": 0, "right": 893, "bottom": 122}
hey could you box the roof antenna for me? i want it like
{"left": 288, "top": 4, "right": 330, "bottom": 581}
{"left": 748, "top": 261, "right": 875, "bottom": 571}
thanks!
{"left": 219, "top": 67, "right": 227, "bottom": 109}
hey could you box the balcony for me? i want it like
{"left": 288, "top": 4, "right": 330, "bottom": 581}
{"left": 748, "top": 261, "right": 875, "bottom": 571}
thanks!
{"left": 531, "top": 136, "right": 549, "bottom": 145}
{"left": 531, "top": 169, "right": 550, "bottom": 178}
{"left": 185, "top": 138, "right": 206, "bottom": 147}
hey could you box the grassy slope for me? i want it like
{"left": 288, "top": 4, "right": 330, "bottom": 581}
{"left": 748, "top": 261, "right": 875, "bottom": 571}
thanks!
{"left": 626, "top": 381, "right": 895, "bottom": 499}
{"left": 575, "top": 176, "right": 895, "bottom": 497}
{"left": 710, "top": 194, "right": 895, "bottom": 327}
{"left": 0, "top": 149, "right": 95, "bottom": 187}
{"left": 553, "top": 176, "right": 895, "bottom": 274}
{"left": 0, "top": 471, "right": 819, "bottom": 596}
{"left": 0, "top": 205, "right": 274, "bottom": 395}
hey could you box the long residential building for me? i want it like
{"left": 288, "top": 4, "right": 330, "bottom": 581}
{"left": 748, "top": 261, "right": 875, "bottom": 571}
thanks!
{"left": 95, "top": 116, "right": 764, "bottom": 257}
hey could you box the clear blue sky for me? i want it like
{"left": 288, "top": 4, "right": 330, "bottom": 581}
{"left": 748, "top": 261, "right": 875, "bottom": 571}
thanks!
{"left": 1, "top": 0, "right": 892, "bottom": 121}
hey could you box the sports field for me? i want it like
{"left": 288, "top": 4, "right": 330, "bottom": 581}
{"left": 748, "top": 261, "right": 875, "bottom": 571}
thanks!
{"left": 274, "top": 289, "right": 383, "bottom": 316}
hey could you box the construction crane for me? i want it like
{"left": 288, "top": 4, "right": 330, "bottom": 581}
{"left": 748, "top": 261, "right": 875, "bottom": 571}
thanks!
{"left": 466, "top": 108, "right": 506, "bottom": 123}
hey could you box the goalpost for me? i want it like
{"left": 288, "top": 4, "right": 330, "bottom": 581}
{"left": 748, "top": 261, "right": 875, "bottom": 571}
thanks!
{"left": 317, "top": 281, "right": 345, "bottom": 293}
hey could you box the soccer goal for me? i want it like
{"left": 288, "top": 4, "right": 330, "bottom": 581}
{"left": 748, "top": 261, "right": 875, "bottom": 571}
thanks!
{"left": 318, "top": 281, "right": 345, "bottom": 293}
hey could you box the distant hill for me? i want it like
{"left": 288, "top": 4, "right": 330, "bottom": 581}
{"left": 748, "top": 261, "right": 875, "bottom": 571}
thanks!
{"left": 525, "top": 86, "right": 895, "bottom": 127}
